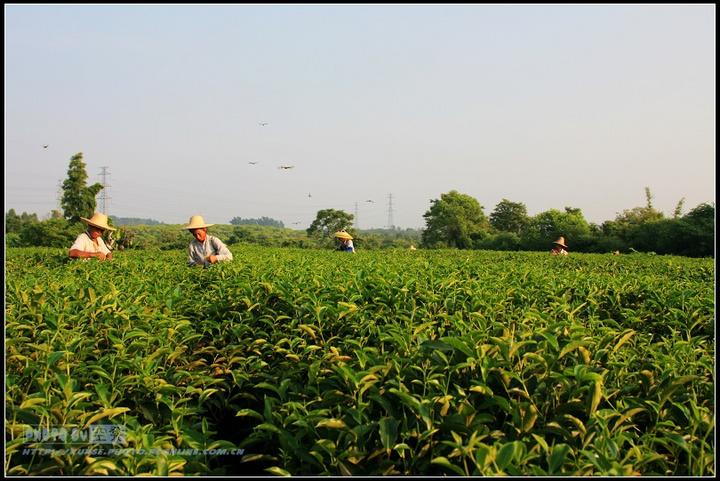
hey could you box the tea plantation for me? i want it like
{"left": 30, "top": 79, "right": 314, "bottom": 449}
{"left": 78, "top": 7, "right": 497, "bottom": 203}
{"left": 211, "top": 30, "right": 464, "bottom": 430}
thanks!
{"left": 5, "top": 247, "right": 714, "bottom": 475}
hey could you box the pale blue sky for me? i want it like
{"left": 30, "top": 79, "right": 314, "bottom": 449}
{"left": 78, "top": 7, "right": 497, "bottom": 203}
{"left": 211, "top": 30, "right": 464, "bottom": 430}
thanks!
{"left": 5, "top": 4, "right": 715, "bottom": 229}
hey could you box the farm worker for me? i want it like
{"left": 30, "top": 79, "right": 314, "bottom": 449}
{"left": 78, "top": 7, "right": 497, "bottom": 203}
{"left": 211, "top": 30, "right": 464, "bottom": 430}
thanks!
{"left": 551, "top": 236, "right": 569, "bottom": 256}
{"left": 185, "top": 215, "right": 233, "bottom": 267}
{"left": 334, "top": 231, "right": 355, "bottom": 253}
{"left": 68, "top": 212, "right": 115, "bottom": 261}
{"left": 409, "top": 244, "right": 417, "bottom": 250}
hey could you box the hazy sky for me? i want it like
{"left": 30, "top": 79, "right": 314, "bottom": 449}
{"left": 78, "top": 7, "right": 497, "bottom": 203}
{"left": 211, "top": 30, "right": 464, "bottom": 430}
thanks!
{"left": 5, "top": 4, "right": 715, "bottom": 229}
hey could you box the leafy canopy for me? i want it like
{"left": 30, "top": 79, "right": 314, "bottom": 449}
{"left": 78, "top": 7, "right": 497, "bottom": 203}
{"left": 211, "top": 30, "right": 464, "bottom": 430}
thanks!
{"left": 61, "top": 152, "right": 104, "bottom": 223}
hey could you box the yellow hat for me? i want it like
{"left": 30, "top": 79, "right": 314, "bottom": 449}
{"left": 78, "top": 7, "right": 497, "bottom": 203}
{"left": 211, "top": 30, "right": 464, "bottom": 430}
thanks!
{"left": 334, "top": 231, "right": 353, "bottom": 240}
{"left": 553, "top": 236, "right": 568, "bottom": 249}
{"left": 80, "top": 212, "right": 115, "bottom": 231}
{"left": 184, "top": 215, "right": 214, "bottom": 230}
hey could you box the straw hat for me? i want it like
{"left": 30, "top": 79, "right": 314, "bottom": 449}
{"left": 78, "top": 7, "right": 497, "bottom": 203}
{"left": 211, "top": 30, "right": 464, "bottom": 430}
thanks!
{"left": 184, "top": 215, "right": 214, "bottom": 230}
{"left": 334, "top": 231, "right": 353, "bottom": 240}
{"left": 80, "top": 212, "right": 115, "bottom": 231}
{"left": 553, "top": 236, "right": 568, "bottom": 249}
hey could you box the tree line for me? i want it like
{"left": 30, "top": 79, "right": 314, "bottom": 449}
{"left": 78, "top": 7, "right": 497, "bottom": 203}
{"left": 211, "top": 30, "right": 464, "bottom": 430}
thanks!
{"left": 420, "top": 190, "right": 714, "bottom": 257}
{"left": 4, "top": 153, "right": 715, "bottom": 257}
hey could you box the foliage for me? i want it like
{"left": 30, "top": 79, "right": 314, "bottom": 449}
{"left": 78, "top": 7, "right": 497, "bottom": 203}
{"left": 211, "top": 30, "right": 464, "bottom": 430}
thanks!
{"left": 5, "top": 247, "right": 715, "bottom": 476}
{"left": 476, "top": 232, "right": 522, "bottom": 251}
{"left": 5, "top": 209, "right": 39, "bottom": 233}
{"left": 489, "top": 199, "right": 529, "bottom": 234}
{"left": 306, "top": 209, "right": 355, "bottom": 239}
{"left": 107, "top": 227, "right": 135, "bottom": 251}
{"left": 601, "top": 188, "right": 665, "bottom": 240}
{"left": 17, "top": 218, "right": 79, "bottom": 247}
{"left": 673, "top": 198, "right": 685, "bottom": 219}
{"left": 229, "top": 225, "right": 310, "bottom": 248}
{"left": 60, "top": 152, "right": 104, "bottom": 223}
{"left": 422, "top": 190, "right": 490, "bottom": 249}
{"left": 520, "top": 208, "right": 591, "bottom": 251}
{"left": 676, "top": 203, "right": 715, "bottom": 257}
{"left": 229, "top": 216, "right": 284, "bottom": 228}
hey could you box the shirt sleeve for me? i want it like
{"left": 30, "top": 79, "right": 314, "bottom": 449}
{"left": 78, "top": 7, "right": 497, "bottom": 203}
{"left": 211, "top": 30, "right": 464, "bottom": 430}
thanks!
{"left": 211, "top": 236, "right": 233, "bottom": 262}
{"left": 98, "top": 237, "right": 111, "bottom": 255}
{"left": 70, "top": 233, "right": 91, "bottom": 252}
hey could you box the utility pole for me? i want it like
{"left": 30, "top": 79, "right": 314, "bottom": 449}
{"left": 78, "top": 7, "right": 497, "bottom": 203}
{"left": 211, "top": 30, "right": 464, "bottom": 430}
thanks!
{"left": 56, "top": 180, "right": 63, "bottom": 211}
{"left": 98, "top": 166, "right": 111, "bottom": 215}
{"left": 354, "top": 202, "right": 359, "bottom": 230}
{"left": 387, "top": 193, "right": 394, "bottom": 230}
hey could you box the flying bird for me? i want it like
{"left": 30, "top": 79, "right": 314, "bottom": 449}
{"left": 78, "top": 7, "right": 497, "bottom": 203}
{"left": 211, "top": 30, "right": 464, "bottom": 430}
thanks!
{"left": 278, "top": 165, "right": 294, "bottom": 170}
{"left": 248, "top": 161, "right": 259, "bottom": 165}
{"left": 43, "top": 145, "right": 48, "bottom": 149}
{"left": 258, "top": 121, "right": 269, "bottom": 126}
{"left": 365, "top": 199, "right": 375, "bottom": 203}
{"left": 307, "top": 193, "right": 312, "bottom": 198}
{"left": 292, "top": 221, "right": 301, "bottom": 225}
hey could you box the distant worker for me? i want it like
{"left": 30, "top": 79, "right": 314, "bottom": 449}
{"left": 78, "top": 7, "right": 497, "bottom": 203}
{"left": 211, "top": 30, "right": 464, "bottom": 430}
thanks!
{"left": 68, "top": 212, "right": 115, "bottom": 261}
{"left": 551, "top": 236, "right": 569, "bottom": 256}
{"left": 612, "top": 250, "right": 621, "bottom": 255}
{"left": 185, "top": 215, "right": 233, "bottom": 267}
{"left": 409, "top": 244, "right": 417, "bottom": 250}
{"left": 335, "top": 231, "right": 355, "bottom": 253}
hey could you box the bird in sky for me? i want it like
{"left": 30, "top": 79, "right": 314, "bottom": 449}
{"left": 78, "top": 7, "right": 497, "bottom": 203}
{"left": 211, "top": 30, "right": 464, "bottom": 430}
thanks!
{"left": 292, "top": 221, "right": 301, "bottom": 225}
{"left": 248, "top": 161, "right": 259, "bottom": 165}
{"left": 365, "top": 199, "right": 375, "bottom": 203}
{"left": 258, "top": 121, "right": 269, "bottom": 126}
{"left": 278, "top": 165, "right": 294, "bottom": 170}
{"left": 43, "top": 145, "right": 48, "bottom": 149}
{"left": 307, "top": 193, "right": 312, "bottom": 198}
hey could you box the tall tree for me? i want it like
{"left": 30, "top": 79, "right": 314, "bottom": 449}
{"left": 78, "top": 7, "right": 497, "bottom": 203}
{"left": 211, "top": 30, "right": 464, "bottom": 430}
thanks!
{"left": 521, "top": 208, "right": 591, "bottom": 251}
{"left": 307, "top": 209, "right": 354, "bottom": 238}
{"left": 61, "top": 152, "right": 104, "bottom": 223}
{"left": 421, "top": 190, "right": 489, "bottom": 249}
{"left": 489, "top": 199, "right": 529, "bottom": 234}
{"left": 602, "top": 190, "right": 665, "bottom": 239}
{"left": 673, "top": 197, "right": 686, "bottom": 218}
{"left": 644, "top": 186, "right": 654, "bottom": 209}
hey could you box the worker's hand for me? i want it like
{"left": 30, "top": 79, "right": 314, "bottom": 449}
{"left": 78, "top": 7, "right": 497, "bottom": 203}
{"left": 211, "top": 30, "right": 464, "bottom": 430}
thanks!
{"left": 96, "top": 252, "right": 107, "bottom": 260}
{"left": 208, "top": 254, "right": 218, "bottom": 264}
{"left": 106, "top": 252, "right": 113, "bottom": 260}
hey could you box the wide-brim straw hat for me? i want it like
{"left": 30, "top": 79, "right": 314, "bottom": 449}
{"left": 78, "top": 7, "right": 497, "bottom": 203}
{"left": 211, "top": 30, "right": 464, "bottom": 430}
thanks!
{"left": 80, "top": 212, "right": 115, "bottom": 231}
{"left": 553, "top": 236, "right": 568, "bottom": 249}
{"left": 334, "top": 231, "right": 353, "bottom": 240}
{"left": 184, "top": 215, "right": 214, "bottom": 230}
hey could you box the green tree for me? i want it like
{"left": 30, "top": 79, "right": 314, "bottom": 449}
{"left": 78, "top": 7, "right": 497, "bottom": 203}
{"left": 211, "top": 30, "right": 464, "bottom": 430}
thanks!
{"left": 5, "top": 209, "right": 38, "bottom": 233}
{"left": 673, "top": 197, "right": 686, "bottom": 219}
{"left": 421, "top": 190, "right": 489, "bottom": 249}
{"left": 489, "top": 199, "right": 529, "bottom": 234}
{"left": 306, "top": 209, "right": 354, "bottom": 238}
{"left": 676, "top": 202, "right": 714, "bottom": 257}
{"left": 601, "top": 188, "right": 665, "bottom": 239}
{"left": 19, "top": 217, "right": 76, "bottom": 247}
{"left": 521, "top": 208, "right": 591, "bottom": 251}
{"left": 61, "top": 152, "right": 104, "bottom": 223}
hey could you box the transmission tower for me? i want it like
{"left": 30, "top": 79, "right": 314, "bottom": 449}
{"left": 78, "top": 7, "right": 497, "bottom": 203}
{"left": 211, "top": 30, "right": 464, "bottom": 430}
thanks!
{"left": 354, "top": 202, "right": 360, "bottom": 230}
{"left": 387, "top": 193, "right": 394, "bottom": 230}
{"left": 98, "top": 167, "right": 111, "bottom": 215}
